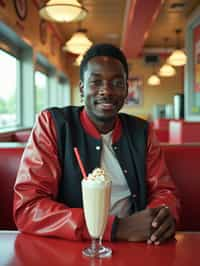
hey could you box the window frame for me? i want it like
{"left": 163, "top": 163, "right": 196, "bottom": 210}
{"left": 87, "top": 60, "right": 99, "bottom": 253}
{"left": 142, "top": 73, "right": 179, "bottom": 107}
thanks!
{"left": 185, "top": 5, "right": 200, "bottom": 121}
{"left": 0, "top": 47, "right": 21, "bottom": 130}
{"left": 34, "top": 67, "right": 49, "bottom": 114}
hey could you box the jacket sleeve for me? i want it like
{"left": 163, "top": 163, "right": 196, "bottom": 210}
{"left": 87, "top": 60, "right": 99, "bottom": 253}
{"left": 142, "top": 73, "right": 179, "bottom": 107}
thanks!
{"left": 13, "top": 110, "right": 115, "bottom": 241}
{"left": 146, "top": 124, "right": 181, "bottom": 223}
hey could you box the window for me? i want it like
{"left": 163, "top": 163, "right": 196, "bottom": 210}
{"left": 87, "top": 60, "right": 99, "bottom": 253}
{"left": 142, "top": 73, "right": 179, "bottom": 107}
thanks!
{"left": 57, "top": 76, "right": 71, "bottom": 107}
{"left": 34, "top": 70, "right": 48, "bottom": 113}
{"left": 0, "top": 49, "right": 20, "bottom": 128}
{"left": 185, "top": 7, "right": 200, "bottom": 121}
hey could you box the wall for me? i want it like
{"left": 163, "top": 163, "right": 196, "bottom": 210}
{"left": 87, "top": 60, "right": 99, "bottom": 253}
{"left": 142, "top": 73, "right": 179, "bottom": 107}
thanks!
{"left": 0, "top": 1, "right": 183, "bottom": 115}
{"left": 122, "top": 57, "right": 183, "bottom": 119}
{"left": 72, "top": 56, "right": 184, "bottom": 117}
{"left": 0, "top": 0, "right": 76, "bottom": 81}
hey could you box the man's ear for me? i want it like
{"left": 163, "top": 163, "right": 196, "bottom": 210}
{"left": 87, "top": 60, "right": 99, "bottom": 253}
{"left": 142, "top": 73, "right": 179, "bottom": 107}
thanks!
{"left": 79, "top": 80, "right": 84, "bottom": 101}
{"left": 125, "top": 81, "right": 129, "bottom": 98}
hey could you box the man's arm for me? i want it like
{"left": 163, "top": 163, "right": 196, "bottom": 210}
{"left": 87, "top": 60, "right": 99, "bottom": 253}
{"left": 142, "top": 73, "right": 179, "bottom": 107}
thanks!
{"left": 145, "top": 125, "right": 180, "bottom": 244}
{"left": 146, "top": 125, "right": 180, "bottom": 221}
{"left": 116, "top": 124, "right": 180, "bottom": 243}
{"left": 13, "top": 110, "right": 115, "bottom": 241}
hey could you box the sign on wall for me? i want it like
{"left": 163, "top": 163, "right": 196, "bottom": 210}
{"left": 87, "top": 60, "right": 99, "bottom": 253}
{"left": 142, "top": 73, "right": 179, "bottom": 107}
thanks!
{"left": 125, "top": 76, "right": 143, "bottom": 107}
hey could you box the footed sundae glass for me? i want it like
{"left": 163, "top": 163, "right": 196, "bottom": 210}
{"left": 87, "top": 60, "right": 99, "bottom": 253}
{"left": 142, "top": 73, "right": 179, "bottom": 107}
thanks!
{"left": 81, "top": 168, "right": 112, "bottom": 258}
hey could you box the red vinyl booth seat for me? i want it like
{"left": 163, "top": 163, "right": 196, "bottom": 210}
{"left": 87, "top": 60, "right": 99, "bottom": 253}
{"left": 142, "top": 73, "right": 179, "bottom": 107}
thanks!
{"left": 162, "top": 144, "right": 200, "bottom": 231}
{"left": 169, "top": 120, "right": 200, "bottom": 144}
{"left": 12, "top": 131, "right": 30, "bottom": 142}
{"left": 0, "top": 145, "right": 24, "bottom": 229}
{"left": 154, "top": 129, "right": 169, "bottom": 143}
{"left": 0, "top": 144, "right": 200, "bottom": 232}
{"left": 0, "top": 129, "right": 31, "bottom": 143}
{"left": 153, "top": 119, "right": 170, "bottom": 130}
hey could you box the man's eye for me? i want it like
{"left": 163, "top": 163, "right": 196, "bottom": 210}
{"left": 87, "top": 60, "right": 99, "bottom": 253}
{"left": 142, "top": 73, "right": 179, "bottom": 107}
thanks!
{"left": 90, "top": 80, "right": 103, "bottom": 86}
{"left": 112, "top": 79, "right": 125, "bottom": 88}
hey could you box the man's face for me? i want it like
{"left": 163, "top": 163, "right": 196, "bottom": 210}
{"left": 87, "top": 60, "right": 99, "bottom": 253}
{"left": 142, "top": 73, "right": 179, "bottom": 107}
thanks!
{"left": 80, "top": 56, "right": 128, "bottom": 124}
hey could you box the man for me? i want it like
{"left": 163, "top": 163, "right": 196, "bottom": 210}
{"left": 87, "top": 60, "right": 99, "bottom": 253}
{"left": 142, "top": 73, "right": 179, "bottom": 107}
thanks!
{"left": 13, "top": 44, "right": 180, "bottom": 244}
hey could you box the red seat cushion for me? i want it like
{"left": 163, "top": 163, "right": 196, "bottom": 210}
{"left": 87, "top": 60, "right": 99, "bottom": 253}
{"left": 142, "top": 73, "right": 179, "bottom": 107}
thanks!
{"left": 0, "top": 146, "right": 24, "bottom": 229}
{"left": 154, "top": 129, "right": 169, "bottom": 142}
{"left": 162, "top": 144, "right": 200, "bottom": 231}
{"left": 0, "top": 143, "right": 199, "bottom": 231}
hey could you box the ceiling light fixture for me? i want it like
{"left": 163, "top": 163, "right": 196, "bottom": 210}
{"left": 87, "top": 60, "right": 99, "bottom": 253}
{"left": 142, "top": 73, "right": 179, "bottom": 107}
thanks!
{"left": 167, "top": 49, "right": 187, "bottom": 66}
{"left": 159, "top": 63, "right": 176, "bottom": 77}
{"left": 74, "top": 54, "right": 84, "bottom": 66}
{"left": 167, "top": 29, "right": 187, "bottom": 66}
{"left": 147, "top": 74, "right": 161, "bottom": 86}
{"left": 63, "top": 28, "right": 92, "bottom": 54}
{"left": 39, "top": 0, "right": 87, "bottom": 23}
{"left": 158, "top": 38, "right": 176, "bottom": 77}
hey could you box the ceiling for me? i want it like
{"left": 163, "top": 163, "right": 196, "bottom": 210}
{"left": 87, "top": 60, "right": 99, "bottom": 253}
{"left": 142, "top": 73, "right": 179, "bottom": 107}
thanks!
{"left": 143, "top": 0, "right": 200, "bottom": 48}
{"left": 51, "top": 0, "right": 126, "bottom": 48}
{"left": 42, "top": 0, "right": 200, "bottom": 60}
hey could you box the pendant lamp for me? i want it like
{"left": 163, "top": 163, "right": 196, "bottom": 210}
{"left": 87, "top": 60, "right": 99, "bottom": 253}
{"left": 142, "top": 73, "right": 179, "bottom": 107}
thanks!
{"left": 74, "top": 54, "right": 84, "bottom": 66}
{"left": 159, "top": 63, "right": 176, "bottom": 77}
{"left": 39, "top": 0, "right": 87, "bottom": 23}
{"left": 167, "top": 29, "right": 187, "bottom": 66}
{"left": 159, "top": 38, "right": 176, "bottom": 77}
{"left": 167, "top": 49, "right": 187, "bottom": 66}
{"left": 63, "top": 29, "right": 92, "bottom": 54}
{"left": 147, "top": 74, "right": 160, "bottom": 86}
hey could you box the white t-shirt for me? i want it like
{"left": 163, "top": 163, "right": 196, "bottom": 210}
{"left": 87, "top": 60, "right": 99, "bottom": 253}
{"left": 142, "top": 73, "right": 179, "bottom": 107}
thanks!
{"left": 100, "top": 131, "right": 132, "bottom": 218}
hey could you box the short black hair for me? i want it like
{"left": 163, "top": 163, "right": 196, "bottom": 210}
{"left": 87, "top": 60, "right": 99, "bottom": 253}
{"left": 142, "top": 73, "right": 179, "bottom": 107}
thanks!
{"left": 80, "top": 43, "right": 128, "bottom": 81}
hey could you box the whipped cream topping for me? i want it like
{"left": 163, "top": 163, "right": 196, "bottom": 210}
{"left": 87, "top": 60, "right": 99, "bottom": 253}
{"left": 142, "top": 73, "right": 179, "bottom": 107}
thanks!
{"left": 84, "top": 168, "right": 111, "bottom": 184}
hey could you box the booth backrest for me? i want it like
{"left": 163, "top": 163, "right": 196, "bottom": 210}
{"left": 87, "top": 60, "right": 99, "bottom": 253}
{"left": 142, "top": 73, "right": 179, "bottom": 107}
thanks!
{"left": 153, "top": 119, "right": 170, "bottom": 130}
{"left": 154, "top": 129, "right": 169, "bottom": 143}
{"left": 169, "top": 120, "right": 200, "bottom": 144}
{"left": 162, "top": 144, "right": 200, "bottom": 231}
{"left": 0, "top": 129, "right": 31, "bottom": 143}
{"left": 0, "top": 143, "right": 200, "bottom": 231}
{"left": 0, "top": 144, "right": 24, "bottom": 229}
{"left": 12, "top": 130, "right": 31, "bottom": 142}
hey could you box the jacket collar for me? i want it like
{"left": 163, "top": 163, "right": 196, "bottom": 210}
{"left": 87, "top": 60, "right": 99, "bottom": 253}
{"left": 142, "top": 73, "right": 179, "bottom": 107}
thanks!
{"left": 80, "top": 108, "right": 122, "bottom": 143}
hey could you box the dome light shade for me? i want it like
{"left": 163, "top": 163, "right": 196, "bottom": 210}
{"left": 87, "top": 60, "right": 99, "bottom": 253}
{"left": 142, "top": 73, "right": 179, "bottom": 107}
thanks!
{"left": 147, "top": 74, "right": 160, "bottom": 86}
{"left": 159, "top": 63, "right": 176, "bottom": 77}
{"left": 74, "top": 54, "right": 84, "bottom": 66}
{"left": 63, "top": 29, "right": 92, "bottom": 54}
{"left": 39, "top": 0, "right": 87, "bottom": 23}
{"left": 167, "top": 49, "right": 187, "bottom": 66}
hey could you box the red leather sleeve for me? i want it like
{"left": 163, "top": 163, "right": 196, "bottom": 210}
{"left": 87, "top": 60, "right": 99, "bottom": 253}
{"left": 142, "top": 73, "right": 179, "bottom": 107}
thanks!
{"left": 13, "top": 110, "right": 115, "bottom": 241}
{"left": 146, "top": 125, "right": 180, "bottom": 223}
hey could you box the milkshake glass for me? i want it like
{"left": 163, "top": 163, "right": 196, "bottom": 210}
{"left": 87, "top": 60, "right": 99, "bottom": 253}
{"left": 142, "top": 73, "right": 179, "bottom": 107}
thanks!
{"left": 81, "top": 168, "right": 112, "bottom": 258}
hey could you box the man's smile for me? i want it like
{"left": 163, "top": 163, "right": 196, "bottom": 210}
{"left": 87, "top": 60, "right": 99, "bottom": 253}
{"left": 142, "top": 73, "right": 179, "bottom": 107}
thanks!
{"left": 97, "top": 102, "right": 115, "bottom": 111}
{"left": 95, "top": 99, "right": 116, "bottom": 111}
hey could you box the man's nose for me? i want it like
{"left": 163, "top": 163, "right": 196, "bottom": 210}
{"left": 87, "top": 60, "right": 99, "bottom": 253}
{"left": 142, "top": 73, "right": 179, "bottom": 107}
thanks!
{"left": 99, "top": 80, "right": 112, "bottom": 95}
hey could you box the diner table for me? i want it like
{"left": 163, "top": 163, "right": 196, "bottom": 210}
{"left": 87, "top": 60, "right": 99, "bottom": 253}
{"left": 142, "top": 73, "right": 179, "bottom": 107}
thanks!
{"left": 0, "top": 231, "right": 200, "bottom": 266}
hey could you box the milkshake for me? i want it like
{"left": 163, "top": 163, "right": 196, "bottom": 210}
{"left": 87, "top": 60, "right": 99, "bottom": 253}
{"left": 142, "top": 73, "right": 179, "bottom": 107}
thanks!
{"left": 81, "top": 168, "right": 112, "bottom": 257}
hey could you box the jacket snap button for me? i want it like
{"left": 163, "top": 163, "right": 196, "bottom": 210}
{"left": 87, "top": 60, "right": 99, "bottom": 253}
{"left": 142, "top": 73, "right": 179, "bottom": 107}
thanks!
{"left": 124, "top": 169, "right": 128, "bottom": 174}
{"left": 96, "top": 146, "right": 101, "bottom": 150}
{"left": 132, "top": 194, "right": 137, "bottom": 198}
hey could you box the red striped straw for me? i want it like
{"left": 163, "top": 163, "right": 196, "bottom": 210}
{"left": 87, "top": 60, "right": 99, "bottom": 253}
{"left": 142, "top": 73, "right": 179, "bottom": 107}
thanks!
{"left": 73, "top": 147, "right": 87, "bottom": 179}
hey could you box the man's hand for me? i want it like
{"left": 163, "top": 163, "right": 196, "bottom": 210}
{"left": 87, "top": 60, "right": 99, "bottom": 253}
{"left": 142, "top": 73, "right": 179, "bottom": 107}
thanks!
{"left": 116, "top": 208, "right": 156, "bottom": 242}
{"left": 147, "top": 206, "right": 176, "bottom": 245}
{"left": 115, "top": 206, "right": 175, "bottom": 244}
